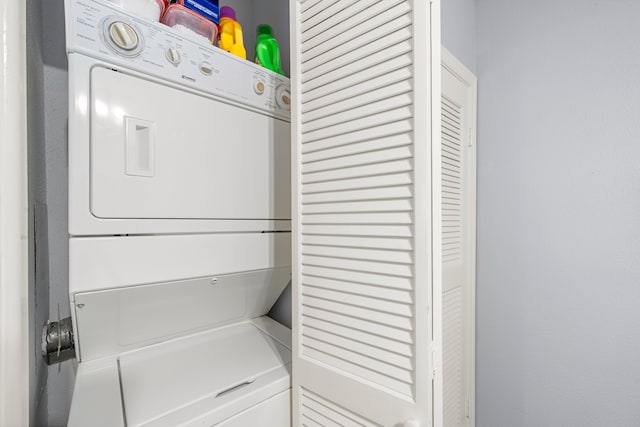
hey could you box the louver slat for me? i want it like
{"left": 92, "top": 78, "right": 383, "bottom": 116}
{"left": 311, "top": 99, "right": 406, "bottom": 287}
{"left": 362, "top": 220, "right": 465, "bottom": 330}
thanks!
{"left": 302, "top": 120, "right": 413, "bottom": 154}
{"left": 301, "top": 0, "right": 378, "bottom": 43}
{"left": 302, "top": 344, "right": 413, "bottom": 395}
{"left": 296, "top": 0, "right": 433, "bottom": 419}
{"left": 300, "top": 0, "right": 335, "bottom": 20}
{"left": 302, "top": 318, "right": 413, "bottom": 358}
{"left": 302, "top": 2, "right": 409, "bottom": 61}
{"left": 443, "top": 288, "right": 463, "bottom": 426}
{"left": 302, "top": 61, "right": 411, "bottom": 108}
{"left": 301, "top": 6, "right": 412, "bottom": 71}
{"left": 442, "top": 96, "right": 464, "bottom": 264}
{"left": 301, "top": 275, "right": 413, "bottom": 304}
{"left": 303, "top": 306, "right": 414, "bottom": 344}
{"left": 301, "top": 265, "right": 413, "bottom": 291}
{"left": 302, "top": 47, "right": 412, "bottom": 97}
{"left": 301, "top": 389, "right": 381, "bottom": 427}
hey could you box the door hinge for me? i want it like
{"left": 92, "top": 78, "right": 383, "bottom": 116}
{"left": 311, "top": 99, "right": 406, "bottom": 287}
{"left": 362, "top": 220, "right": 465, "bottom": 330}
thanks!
{"left": 431, "top": 344, "right": 442, "bottom": 379}
{"left": 466, "top": 395, "right": 471, "bottom": 418}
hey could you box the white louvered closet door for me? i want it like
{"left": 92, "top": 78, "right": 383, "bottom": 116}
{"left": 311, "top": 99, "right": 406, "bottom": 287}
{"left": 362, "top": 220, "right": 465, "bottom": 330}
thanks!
{"left": 291, "top": 1, "right": 442, "bottom": 426}
{"left": 441, "top": 49, "right": 476, "bottom": 427}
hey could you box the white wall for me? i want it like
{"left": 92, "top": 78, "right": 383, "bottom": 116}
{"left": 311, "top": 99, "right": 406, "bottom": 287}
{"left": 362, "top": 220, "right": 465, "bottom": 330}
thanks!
{"left": 476, "top": 1, "right": 640, "bottom": 426}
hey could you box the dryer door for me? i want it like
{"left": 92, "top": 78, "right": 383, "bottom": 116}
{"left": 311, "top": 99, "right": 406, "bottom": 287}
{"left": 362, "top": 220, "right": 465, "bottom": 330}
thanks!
{"left": 89, "top": 66, "right": 290, "bottom": 221}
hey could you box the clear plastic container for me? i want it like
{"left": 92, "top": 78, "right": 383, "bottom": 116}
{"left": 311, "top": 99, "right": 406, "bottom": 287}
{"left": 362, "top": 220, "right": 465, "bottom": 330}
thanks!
{"left": 106, "top": 0, "right": 165, "bottom": 21}
{"left": 175, "top": 0, "right": 219, "bottom": 25}
{"left": 161, "top": 4, "right": 218, "bottom": 45}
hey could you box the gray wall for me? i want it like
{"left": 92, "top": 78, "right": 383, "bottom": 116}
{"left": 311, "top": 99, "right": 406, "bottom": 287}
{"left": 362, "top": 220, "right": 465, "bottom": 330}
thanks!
{"left": 27, "top": 0, "right": 49, "bottom": 424}
{"left": 476, "top": 1, "right": 640, "bottom": 426}
{"left": 38, "top": 0, "right": 75, "bottom": 425}
{"left": 225, "top": 0, "right": 290, "bottom": 76}
{"left": 442, "top": 0, "right": 477, "bottom": 73}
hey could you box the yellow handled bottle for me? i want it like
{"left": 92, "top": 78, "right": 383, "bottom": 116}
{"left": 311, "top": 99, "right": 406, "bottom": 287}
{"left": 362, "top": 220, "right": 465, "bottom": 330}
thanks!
{"left": 218, "top": 6, "right": 246, "bottom": 59}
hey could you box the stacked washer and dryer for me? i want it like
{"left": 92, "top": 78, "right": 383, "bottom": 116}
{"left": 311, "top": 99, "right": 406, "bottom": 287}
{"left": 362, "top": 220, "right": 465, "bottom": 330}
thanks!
{"left": 64, "top": 0, "right": 293, "bottom": 425}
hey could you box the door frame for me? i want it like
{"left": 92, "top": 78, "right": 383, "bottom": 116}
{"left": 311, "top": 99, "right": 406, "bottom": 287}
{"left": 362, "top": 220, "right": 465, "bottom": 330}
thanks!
{"left": 0, "top": 0, "right": 30, "bottom": 425}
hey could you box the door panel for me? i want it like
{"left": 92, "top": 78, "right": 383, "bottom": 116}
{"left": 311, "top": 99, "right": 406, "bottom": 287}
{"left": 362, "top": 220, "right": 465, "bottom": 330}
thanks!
{"left": 90, "top": 67, "right": 290, "bottom": 220}
{"left": 291, "top": 0, "right": 442, "bottom": 425}
{"left": 441, "top": 49, "right": 477, "bottom": 427}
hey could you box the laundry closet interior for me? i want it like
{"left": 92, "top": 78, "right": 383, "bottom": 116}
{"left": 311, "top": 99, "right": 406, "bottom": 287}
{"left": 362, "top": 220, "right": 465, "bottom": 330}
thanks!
{"left": 28, "top": 0, "right": 477, "bottom": 426}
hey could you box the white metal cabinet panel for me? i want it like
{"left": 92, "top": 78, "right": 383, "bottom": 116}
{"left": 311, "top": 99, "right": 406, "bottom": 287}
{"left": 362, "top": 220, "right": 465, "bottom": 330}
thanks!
{"left": 67, "top": 319, "right": 292, "bottom": 427}
{"left": 90, "top": 66, "right": 290, "bottom": 221}
{"left": 441, "top": 48, "right": 477, "bottom": 427}
{"left": 69, "top": 232, "right": 291, "bottom": 294}
{"left": 73, "top": 268, "right": 291, "bottom": 361}
{"left": 119, "top": 323, "right": 290, "bottom": 426}
{"left": 68, "top": 55, "right": 291, "bottom": 235}
{"left": 67, "top": 360, "right": 124, "bottom": 427}
{"left": 291, "top": 0, "right": 442, "bottom": 425}
{"left": 214, "top": 391, "right": 291, "bottom": 427}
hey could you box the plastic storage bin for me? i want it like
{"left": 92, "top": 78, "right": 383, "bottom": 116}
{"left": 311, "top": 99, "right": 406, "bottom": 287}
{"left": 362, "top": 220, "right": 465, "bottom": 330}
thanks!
{"left": 161, "top": 4, "right": 219, "bottom": 45}
{"left": 106, "top": 0, "right": 165, "bottom": 21}
{"left": 173, "top": 0, "right": 219, "bottom": 25}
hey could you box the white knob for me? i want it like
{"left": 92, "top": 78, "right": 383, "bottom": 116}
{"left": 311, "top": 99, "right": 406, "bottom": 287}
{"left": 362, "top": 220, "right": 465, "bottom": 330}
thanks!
{"left": 199, "top": 61, "right": 213, "bottom": 76}
{"left": 109, "top": 22, "right": 139, "bottom": 51}
{"left": 276, "top": 86, "right": 291, "bottom": 110}
{"left": 254, "top": 80, "right": 265, "bottom": 95}
{"left": 165, "top": 47, "right": 181, "bottom": 66}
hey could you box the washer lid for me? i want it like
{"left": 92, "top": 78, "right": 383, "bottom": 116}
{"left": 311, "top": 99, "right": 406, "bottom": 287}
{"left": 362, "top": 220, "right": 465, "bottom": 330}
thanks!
{"left": 118, "top": 322, "right": 291, "bottom": 427}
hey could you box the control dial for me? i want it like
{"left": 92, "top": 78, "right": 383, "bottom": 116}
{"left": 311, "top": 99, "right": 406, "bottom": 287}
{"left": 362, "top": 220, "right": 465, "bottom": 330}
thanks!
{"left": 109, "top": 22, "right": 138, "bottom": 51}
{"left": 275, "top": 85, "right": 291, "bottom": 111}
{"left": 199, "top": 61, "right": 213, "bottom": 76}
{"left": 166, "top": 47, "right": 182, "bottom": 66}
{"left": 254, "top": 80, "right": 266, "bottom": 95}
{"left": 102, "top": 17, "right": 144, "bottom": 57}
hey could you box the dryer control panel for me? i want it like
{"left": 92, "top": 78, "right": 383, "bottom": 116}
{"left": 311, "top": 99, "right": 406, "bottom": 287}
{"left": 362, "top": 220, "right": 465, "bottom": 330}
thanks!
{"left": 65, "top": 0, "right": 291, "bottom": 121}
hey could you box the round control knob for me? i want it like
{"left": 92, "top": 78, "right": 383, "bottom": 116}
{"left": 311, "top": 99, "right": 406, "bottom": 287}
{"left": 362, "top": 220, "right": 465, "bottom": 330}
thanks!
{"left": 199, "top": 61, "right": 213, "bottom": 76}
{"left": 254, "top": 81, "right": 266, "bottom": 95}
{"left": 166, "top": 47, "right": 182, "bottom": 66}
{"left": 109, "top": 21, "right": 139, "bottom": 51}
{"left": 102, "top": 17, "right": 143, "bottom": 57}
{"left": 276, "top": 86, "right": 291, "bottom": 110}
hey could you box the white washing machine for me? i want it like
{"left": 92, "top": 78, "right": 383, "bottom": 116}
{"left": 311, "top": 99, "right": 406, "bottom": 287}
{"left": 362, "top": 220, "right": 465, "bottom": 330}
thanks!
{"left": 64, "top": 0, "right": 292, "bottom": 425}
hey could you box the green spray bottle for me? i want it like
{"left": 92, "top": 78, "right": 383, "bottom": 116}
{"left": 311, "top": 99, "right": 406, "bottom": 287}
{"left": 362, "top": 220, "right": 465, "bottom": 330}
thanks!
{"left": 254, "top": 24, "right": 284, "bottom": 75}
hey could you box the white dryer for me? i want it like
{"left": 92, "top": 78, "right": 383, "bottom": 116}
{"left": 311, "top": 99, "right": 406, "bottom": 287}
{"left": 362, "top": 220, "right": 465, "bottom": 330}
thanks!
{"left": 64, "top": 0, "right": 292, "bottom": 425}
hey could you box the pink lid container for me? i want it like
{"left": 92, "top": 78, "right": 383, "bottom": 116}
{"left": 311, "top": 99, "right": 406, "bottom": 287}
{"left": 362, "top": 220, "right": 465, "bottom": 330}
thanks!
{"left": 161, "top": 4, "right": 219, "bottom": 45}
{"left": 106, "top": 0, "right": 165, "bottom": 22}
